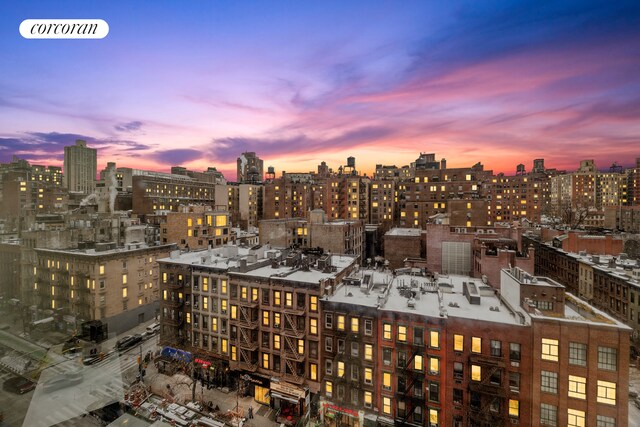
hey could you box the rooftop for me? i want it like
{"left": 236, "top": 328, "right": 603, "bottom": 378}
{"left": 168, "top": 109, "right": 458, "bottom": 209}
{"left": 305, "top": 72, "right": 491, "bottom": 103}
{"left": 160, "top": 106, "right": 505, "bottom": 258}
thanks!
{"left": 386, "top": 228, "right": 422, "bottom": 237}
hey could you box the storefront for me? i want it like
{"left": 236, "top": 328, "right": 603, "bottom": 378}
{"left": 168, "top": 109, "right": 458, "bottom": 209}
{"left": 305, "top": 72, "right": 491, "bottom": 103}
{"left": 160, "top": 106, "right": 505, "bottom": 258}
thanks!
{"left": 270, "top": 381, "right": 309, "bottom": 427}
{"left": 193, "top": 357, "right": 229, "bottom": 389}
{"left": 321, "top": 403, "right": 363, "bottom": 427}
{"left": 241, "top": 375, "right": 270, "bottom": 406}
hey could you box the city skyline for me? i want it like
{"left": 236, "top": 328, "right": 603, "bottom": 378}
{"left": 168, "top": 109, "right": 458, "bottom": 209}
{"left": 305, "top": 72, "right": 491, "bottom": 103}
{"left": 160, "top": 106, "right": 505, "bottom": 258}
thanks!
{"left": 1, "top": 1, "right": 640, "bottom": 179}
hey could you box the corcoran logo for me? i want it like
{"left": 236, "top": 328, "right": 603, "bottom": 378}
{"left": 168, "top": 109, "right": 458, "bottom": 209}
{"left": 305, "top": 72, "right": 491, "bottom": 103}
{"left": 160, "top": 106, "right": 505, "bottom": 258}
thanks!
{"left": 20, "top": 19, "right": 109, "bottom": 39}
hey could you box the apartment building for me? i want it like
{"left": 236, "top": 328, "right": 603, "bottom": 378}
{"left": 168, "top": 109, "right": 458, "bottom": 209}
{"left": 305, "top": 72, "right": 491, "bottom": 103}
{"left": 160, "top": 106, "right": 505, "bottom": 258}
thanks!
{"left": 160, "top": 205, "right": 231, "bottom": 249}
{"left": 34, "top": 242, "right": 174, "bottom": 333}
{"left": 316, "top": 266, "right": 629, "bottom": 427}
{"left": 131, "top": 174, "right": 217, "bottom": 215}
{"left": 64, "top": 139, "right": 96, "bottom": 195}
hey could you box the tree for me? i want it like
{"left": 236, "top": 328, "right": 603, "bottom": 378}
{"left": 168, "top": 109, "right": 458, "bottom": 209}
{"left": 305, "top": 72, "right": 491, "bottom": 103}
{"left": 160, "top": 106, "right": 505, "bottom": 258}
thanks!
{"left": 542, "top": 200, "right": 590, "bottom": 229}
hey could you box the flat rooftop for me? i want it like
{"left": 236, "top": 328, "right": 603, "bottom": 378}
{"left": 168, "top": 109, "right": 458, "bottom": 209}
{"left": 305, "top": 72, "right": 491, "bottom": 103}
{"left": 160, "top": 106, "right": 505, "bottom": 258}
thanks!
{"left": 233, "top": 254, "right": 356, "bottom": 284}
{"left": 386, "top": 228, "right": 422, "bottom": 237}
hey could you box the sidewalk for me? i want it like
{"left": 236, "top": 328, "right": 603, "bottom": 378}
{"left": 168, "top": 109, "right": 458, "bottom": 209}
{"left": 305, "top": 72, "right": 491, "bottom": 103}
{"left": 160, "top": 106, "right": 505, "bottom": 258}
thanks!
{"left": 143, "top": 360, "right": 279, "bottom": 427}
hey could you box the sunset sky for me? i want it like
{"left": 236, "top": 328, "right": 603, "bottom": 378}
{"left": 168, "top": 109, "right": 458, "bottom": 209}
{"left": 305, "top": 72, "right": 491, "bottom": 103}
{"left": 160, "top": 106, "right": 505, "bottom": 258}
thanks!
{"left": 1, "top": 1, "right": 639, "bottom": 179}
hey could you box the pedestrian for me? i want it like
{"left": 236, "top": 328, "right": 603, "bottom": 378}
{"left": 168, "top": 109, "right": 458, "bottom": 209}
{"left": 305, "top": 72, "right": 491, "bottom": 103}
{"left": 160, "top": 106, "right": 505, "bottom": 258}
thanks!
{"left": 248, "top": 406, "right": 253, "bottom": 419}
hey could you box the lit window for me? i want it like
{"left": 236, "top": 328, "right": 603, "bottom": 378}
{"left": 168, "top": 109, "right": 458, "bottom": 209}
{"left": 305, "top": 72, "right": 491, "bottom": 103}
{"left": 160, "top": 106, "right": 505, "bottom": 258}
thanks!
{"left": 568, "top": 375, "right": 586, "bottom": 399}
{"left": 310, "top": 318, "right": 318, "bottom": 335}
{"left": 338, "top": 361, "right": 345, "bottom": 378}
{"left": 454, "top": 334, "right": 464, "bottom": 351}
{"left": 597, "top": 380, "right": 616, "bottom": 405}
{"left": 471, "top": 365, "right": 481, "bottom": 381}
{"left": 212, "top": 318, "right": 217, "bottom": 332}
{"left": 472, "top": 337, "right": 482, "bottom": 353}
{"left": 274, "top": 291, "right": 281, "bottom": 305}
{"left": 383, "top": 372, "right": 391, "bottom": 389}
{"left": 509, "top": 399, "right": 519, "bottom": 418}
{"left": 231, "top": 345, "right": 237, "bottom": 361}
{"left": 382, "top": 397, "right": 391, "bottom": 415}
{"left": 202, "top": 277, "right": 209, "bottom": 292}
{"left": 231, "top": 305, "right": 237, "bottom": 319}
{"left": 542, "top": 338, "right": 559, "bottom": 361}
{"left": 310, "top": 296, "right": 318, "bottom": 312}
{"left": 364, "top": 368, "right": 372, "bottom": 384}
{"left": 364, "top": 344, "right": 373, "bottom": 361}
{"left": 122, "top": 287, "right": 128, "bottom": 298}
{"left": 99, "top": 265, "right": 105, "bottom": 275}
{"left": 415, "top": 355, "right": 423, "bottom": 371}
{"left": 203, "top": 297, "right": 208, "bottom": 310}
{"left": 364, "top": 391, "right": 372, "bottom": 408}
{"left": 429, "top": 409, "right": 438, "bottom": 425}
{"left": 221, "top": 279, "right": 227, "bottom": 294}
{"left": 262, "top": 310, "right": 269, "bottom": 326}
{"left": 273, "top": 334, "right": 280, "bottom": 350}
{"left": 285, "top": 292, "right": 292, "bottom": 307}
{"left": 241, "top": 286, "right": 247, "bottom": 299}
{"left": 337, "top": 315, "right": 345, "bottom": 331}
{"left": 567, "top": 408, "right": 585, "bottom": 427}
{"left": 186, "top": 312, "right": 191, "bottom": 323}
{"left": 398, "top": 325, "right": 407, "bottom": 342}
{"left": 351, "top": 317, "right": 359, "bottom": 333}
{"left": 310, "top": 363, "right": 317, "bottom": 381}
{"left": 429, "top": 357, "right": 440, "bottom": 375}
{"left": 262, "top": 353, "right": 269, "bottom": 369}
{"left": 122, "top": 274, "right": 127, "bottom": 285}
{"left": 383, "top": 323, "right": 392, "bottom": 340}
{"left": 298, "top": 339, "right": 304, "bottom": 355}
{"left": 430, "top": 330, "right": 439, "bottom": 348}
{"left": 221, "top": 338, "right": 227, "bottom": 353}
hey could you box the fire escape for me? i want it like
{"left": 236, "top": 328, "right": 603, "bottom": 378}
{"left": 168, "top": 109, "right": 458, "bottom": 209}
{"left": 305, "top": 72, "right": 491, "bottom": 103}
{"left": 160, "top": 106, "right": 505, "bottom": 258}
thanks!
{"left": 161, "top": 274, "right": 186, "bottom": 346}
{"left": 282, "top": 305, "right": 305, "bottom": 384}
{"left": 467, "top": 353, "right": 507, "bottom": 426}
{"left": 394, "top": 340, "right": 424, "bottom": 427}
{"left": 237, "top": 301, "right": 259, "bottom": 371}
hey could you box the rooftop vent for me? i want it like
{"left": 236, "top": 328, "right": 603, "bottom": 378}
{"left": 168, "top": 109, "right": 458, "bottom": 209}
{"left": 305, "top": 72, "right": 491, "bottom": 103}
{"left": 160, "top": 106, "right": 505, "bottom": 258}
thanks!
{"left": 407, "top": 298, "right": 416, "bottom": 309}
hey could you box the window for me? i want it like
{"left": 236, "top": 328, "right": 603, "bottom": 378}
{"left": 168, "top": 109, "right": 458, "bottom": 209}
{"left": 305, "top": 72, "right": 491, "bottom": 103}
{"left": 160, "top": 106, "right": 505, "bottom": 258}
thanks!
{"left": 429, "top": 357, "right": 440, "bottom": 375}
{"left": 383, "top": 348, "right": 392, "bottom": 365}
{"left": 364, "top": 391, "right": 372, "bottom": 408}
{"left": 598, "top": 347, "right": 617, "bottom": 371}
{"left": 509, "top": 399, "right": 519, "bottom": 418}
{"left": 453, "top": 388, "right": 463, "bottom": 405}
{"left": 310, "top": 318, "right": 318, "bottom": 335}
{"left": 274, "top": 313, "right": 280, "bottom": 328}
{"left": 472, "top": 337, "right": 482, "bottom": 353}
{"left": 351, "top": 365, "right": 359, "bottom": 381}
{"left": 364, "top": 319, "right": 373, "bottom": 336}
{"left": 241, "top": 286, "right": 247, "bottom": 300}
{"left": 540, "top": 403, "right": 557, "bottom": 426}
{"left": 569, "top": 342, "right": 587, "bottom": 366}
{"left": 383, "top": 323, "right": 391, "bottom": 340}
{"left": 542, "top": 338, "right": 559, "bottom": 361}
{"left": 568, "top": 375, "right": 586, "bottom": 399}
{"left": 274, "top": 334, "right": 281, "bottom": 350}
{"left": 310, "top": 296, "right": 318, "bottom": 312}
{"left": 364, "top": 368, "right": 373, "bottom": 384}
{"left": 262, "top": 310, "right": 269, "bottom": 326}
{"left": 429, "top": 330, "right": 440, "bottom": 348}
{"left": 221, "top": 338, "right": 227, "bottom": 354}
{"left": 509, "top": 372, "right": 520, "bottom": 392}
{"left": 220, "top": 299, "right": 226, "bottom": 313}
{"left": 262, "top": 353, "right": 269, "bottom": 369}
{"left": 325, "top": 337, "right": 332, "bottom": 352}
{"left": 122, "top": 274, "right": 127, "bottom": 285}
{"left": 429, "top": 409, "right": 438, "bottom": 426}
{"left": 541, "top": 371, "right": 558, "bottom": 394}
{"left": 350, "top": 341, "right": 359, "bottom": 357}
{"left": 337, "top": 315, "right": 345, "bottom": 331}
{"left": 230, "top": 305, "right": 237, "bottom": 320}
{"left": 364, "top": 344, "right": 373, "bottom": 361}
{"left": 398, "top": 325, "right": 407, "bottom": 342}
{"left": 351, "top": 388, "right": 358, "bottom": 405}
{"left": 471, "top": 365, "right": 481, "bottom": 381}
{"left": 310, "top": 363, "right": 318, "bottom": 381}
{"left": 350, "top": 317, "right": 359, "bottom": 333}
{"left": 428, "top": 382, "right": 439, "bottom": 402}
{"left": 454, "top": 334, "right": 464, "bottom": 352}
{"left": 203, "top": 297, "right": 209, "bottom": 310}
{"left": 510, "top": 342, "right": 521, "bottom": 361}
{"left": 325, "top": 381, "right": 333, "bottom": 398}
{"left": 122, "top": 287, "right": 128, "bottom": 298}
{"left": 597, "top": 380, "right": 616, "bottom": 405}
{"left": 251, "top": 288, "right": 258, "bottom": 302}
{"left": 414, "top": 406, "right": 423, "bottom": 424}
{"left": 231, "top": 345, "right": 237, "bottom": 361}
{"left": 490, "top": 340, "right": 502, "bottom": 357}
{"left": 415, "top": 354, "right": 423, "bottom": 371}
{"left": 567, "top": 408, "right": 586, "bottom": 427}
{"left": 274, "top": 291, "right": 281, "bottom": 306}
{"left": 453, "top": 362, "right": 463, "bottom": 379}
{"left": 285, "top": 292, "right": 292, "bottom": 307}
{"left": 382, "top": 397, "right": 391, "bottom": 415}
{"left": 212, "top": 318, "right": 218, "bottom": 332}
{"left": 337, "top": 339, "right": 345, "bottom": 354}
{"left": 596, "top": 415, "right": 616, "bottom": 427}
{"left": 383, "top": 372, "right": 391, "bottom": 390}
{"left": 337, "top": 361, "right": 345, "bottom": 378}
{"left": 325, "top": 313, "right": 333, "bottom": 328}
{"left": 298, "top": 339, "right": 304, "bottom": 355}
{"left": 99, "top": 265, "right": 105, "bottom": 275}
{"left": 325, "top": 360, "right": 333, "bottom": 375}
{"left": 221, "top": 279, "right": 227, "bottom": 294}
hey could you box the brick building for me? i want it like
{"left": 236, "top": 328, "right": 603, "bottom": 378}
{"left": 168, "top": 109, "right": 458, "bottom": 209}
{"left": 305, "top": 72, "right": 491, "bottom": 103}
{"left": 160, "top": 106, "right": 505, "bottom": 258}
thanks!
{"left": 383, "top": 228, "right": 423, "bottom": 270}
{"left": 160, "top": 205, "right": 231, "bottom": 249}
{"left": 34, "top": 242, "right": 174, "bottom": 333}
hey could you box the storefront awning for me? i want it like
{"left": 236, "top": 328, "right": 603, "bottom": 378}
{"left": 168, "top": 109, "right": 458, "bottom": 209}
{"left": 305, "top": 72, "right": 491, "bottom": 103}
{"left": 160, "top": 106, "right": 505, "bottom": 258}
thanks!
{"left": 270, "top": 392, "right": 299, "bottom": 404}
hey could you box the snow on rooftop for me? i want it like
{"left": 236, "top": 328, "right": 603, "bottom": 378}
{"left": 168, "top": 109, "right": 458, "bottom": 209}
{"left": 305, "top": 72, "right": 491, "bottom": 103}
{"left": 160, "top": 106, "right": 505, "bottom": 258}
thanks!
{"left": 387, "top": 228, "right": 422, "bottom": 237}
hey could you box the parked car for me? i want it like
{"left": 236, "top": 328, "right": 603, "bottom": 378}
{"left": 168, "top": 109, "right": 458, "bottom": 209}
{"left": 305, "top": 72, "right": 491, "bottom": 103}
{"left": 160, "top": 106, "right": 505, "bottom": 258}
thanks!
{"left": 42, "top": 371, "right": 83, "bottom": 392}
{"left": 115, "top": 334, "right": 142, "bottom": 352}
{"left": 146, "top": 322, "right": 160, "bottom": 335}
{"left": 3, "top": 376, "right": 36, "bottom": 394}
{"left": 82, "top": 353, "right": 108, "bottom": 366}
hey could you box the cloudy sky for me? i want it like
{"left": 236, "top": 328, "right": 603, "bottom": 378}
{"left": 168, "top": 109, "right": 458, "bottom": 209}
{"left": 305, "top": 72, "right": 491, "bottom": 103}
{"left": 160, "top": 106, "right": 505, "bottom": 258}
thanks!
{"left": 1, "top": 1, "right": 639, "bottom": 179}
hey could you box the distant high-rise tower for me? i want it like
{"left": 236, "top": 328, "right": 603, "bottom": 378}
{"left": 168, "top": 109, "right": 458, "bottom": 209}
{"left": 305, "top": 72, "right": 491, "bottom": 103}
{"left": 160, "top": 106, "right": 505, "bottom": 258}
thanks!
{"left": 237, "top": 152, "right": 263, "bottom": 183}
{"left": 64, "top": 139, "right": 97, "bottom": 195}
